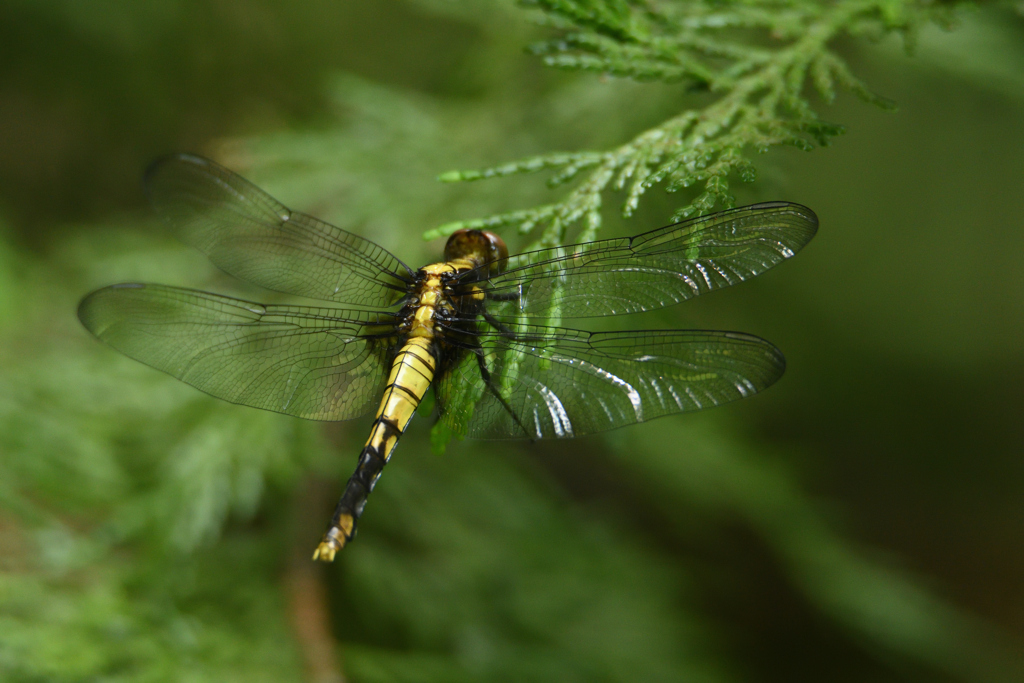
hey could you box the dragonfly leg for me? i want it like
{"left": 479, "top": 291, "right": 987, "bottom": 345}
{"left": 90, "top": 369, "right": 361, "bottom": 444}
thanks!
{"left": 482, "top": 311, "right": 517, "bottom": 338}
{"left": 473, "top": 348, "right": 532, "bottom": 439}
{"left": 482, "top": 311, "right": 547, "bottom": 346}
{"left": 486, "top": 289, "right": 521, "bottom": 303}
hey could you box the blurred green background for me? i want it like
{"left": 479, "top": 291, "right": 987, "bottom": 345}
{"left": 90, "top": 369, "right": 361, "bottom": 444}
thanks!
{"left": 1, "top": 2, "right": 1022, "bottom": 682}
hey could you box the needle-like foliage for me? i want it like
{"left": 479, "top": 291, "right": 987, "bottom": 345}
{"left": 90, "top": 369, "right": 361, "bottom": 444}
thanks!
{"left": 428, "top": 0, "right": 955, "bottom": 246}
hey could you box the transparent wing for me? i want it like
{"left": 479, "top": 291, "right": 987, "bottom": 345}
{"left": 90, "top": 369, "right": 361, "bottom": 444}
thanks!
{"left": 463, "top": 202, "right": 816, "bottom": 319}
{"left": 146, "top": 154, "right": 413, "bottom": 307}
{"left": 78, "top": 283, "right": 396, "bottom": 421}
{"left": 435, "top": 324, "right": 786, "bottom": 439}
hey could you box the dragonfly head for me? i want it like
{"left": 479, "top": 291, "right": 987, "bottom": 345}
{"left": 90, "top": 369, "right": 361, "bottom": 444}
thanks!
{"left": 444, "top": 229, "right": 509, "bottom": 276}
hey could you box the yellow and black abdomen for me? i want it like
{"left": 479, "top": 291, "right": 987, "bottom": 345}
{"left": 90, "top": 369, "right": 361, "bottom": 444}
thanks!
{"left": 313, "top": 260, "right": 490, "bottom": 562}
{"left": 313, "top": 326, "right": 438, "bottom": 561}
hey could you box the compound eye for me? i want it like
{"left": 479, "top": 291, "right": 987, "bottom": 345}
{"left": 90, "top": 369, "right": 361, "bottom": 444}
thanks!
{"left": 480, "top": 231, "right": 509, "bottom": 274}
{"left": 444, "top": 229, "right": 509, "bottom": 275}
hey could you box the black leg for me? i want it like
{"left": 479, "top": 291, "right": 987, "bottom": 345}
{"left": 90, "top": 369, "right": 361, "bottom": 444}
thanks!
{"left": 482, "top": 311, "right": 547, "bottom": 347}
{"left": 486, "top": 289, "right": 522, "bottom": 303}
{"left": 473, "top": 347, "right": 533, "bottom": 439}
{"left": 482, "top": 311, "right": 517, "bottom": 337}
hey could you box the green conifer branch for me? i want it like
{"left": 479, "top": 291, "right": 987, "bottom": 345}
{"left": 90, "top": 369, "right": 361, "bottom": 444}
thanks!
{"left": 429, "top": 0, "right": 955, "bottom": 245}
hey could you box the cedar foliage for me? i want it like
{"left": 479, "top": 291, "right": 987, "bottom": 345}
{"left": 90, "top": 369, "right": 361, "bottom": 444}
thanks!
{"left": 431, "top": 0, "right": 954, "bottom": 247}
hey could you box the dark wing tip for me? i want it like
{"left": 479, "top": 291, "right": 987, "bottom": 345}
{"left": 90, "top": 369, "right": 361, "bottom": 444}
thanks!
{"left": 746, "top": 200, "right": 817, "bottom": 220}
{"left": 144, "top": 152, "right": 210, "bottom": 183}
{"left": 747, "top": 200, "right": 816, "bottom": 217}
{"left": 77, "top": 286, "right": 107, "bottom": 336}
{"left": 143, "top": 153, "right": 222, "bottom": 205}
{"left": 743, "top": 201, "right": 819, "bottom": 258}
{"left": 763, "top": 200, "right": 818, "bottom": 238}
{"left": 783, "top": 203, "right": 818, "bottom": 255}
{"left": 78, "top": 283, "right": 148, "bottom": 336}
{"left": 721, "top": 330, "right": 788, "bottom": 388}
{"left": 783, "top": 201, "right": 818, "bottom": 232}
{"left": 76, "top": 292, "right": 95, "bottom": 330}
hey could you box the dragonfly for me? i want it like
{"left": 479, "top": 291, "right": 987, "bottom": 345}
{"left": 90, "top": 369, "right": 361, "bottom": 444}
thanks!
{"left": 78, "top": 154, "right": 817, "bottom": 561}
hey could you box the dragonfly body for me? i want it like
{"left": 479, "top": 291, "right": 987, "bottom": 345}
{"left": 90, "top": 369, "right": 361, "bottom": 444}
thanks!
{"left": 78, "top": 154, "right": 817, "bottom": 561}
{"left": 316, "top": 234, "right": 508, "bottom": 560}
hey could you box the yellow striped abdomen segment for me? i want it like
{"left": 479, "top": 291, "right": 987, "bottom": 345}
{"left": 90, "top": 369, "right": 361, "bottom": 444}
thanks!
{"left": 312, "top": 335, "right": 436, "bottom": 562}
{"left": 366, "top": 336, "right": 436, "bottom": 457}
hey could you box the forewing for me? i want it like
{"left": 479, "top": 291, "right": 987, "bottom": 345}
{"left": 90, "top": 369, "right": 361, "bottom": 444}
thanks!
{"left": 435, "top": 325, "right": 785, "bottom": 439}
{"left": 471, "top": 202, "right": 816, "bottom": 319}
{"left": 145, "top": 154, "right": 413, "bottom": 306}
{"left": 78, "top": 284, "right": 395, "bottom": 421}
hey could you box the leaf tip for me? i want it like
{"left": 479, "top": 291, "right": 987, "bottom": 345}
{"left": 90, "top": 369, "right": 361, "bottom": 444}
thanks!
{"left": 424, "top": 221, "right": 463, "bottom": 241}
